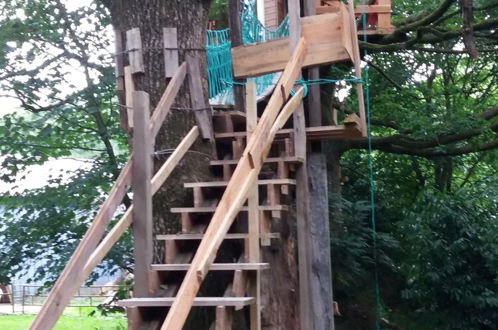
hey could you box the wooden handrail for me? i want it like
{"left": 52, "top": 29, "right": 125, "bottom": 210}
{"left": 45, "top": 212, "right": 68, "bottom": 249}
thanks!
{"left": 30, "top": 62, "right": 188, "bottom": 330}
{"left": 160, "top": 37, "right": 308, "bottom": 330}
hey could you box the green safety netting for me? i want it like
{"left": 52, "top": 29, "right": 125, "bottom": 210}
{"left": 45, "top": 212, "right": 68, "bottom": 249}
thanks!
{"left": 206, "top": 1, "right": 289, "bottom": 105}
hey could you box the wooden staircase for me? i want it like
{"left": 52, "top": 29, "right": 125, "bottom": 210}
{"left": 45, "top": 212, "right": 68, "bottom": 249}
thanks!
{"left": 117, "top": 90, "right": 302, "bottom": 329}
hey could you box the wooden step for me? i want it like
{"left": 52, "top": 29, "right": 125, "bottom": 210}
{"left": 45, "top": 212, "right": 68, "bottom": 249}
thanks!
{"left": 214, "top": 124, "right": 362, "bottom": 141}
{"left": 210, "top": 156, "right": 303, "bottom": 166}
{"left": 184, "top": 178, "right": 296, "bottom": 188}
{"left": 156, "top": 233, "right": 280, "bottom": 241}
{"left": 117, "top": 297, "right": 254, "bottom": 308}
{"left": 150, "top": 263, "right": 269, "bottom": 271}
{"left": 170, "top": 205, "right": 289, "bottom": 214}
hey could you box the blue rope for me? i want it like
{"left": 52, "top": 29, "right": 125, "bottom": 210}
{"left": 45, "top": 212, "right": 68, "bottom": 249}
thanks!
{"left": 360, "top": 1, "right": 382, "bottom": 330}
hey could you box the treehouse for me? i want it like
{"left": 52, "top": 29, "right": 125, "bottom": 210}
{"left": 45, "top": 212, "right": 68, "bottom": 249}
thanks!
{"left": 31, "top": 1, "right": 394, "bottom": 330}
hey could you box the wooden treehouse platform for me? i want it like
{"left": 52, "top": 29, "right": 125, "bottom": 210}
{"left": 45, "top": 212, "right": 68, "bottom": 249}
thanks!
{"left": 30, "top": 1, "right": 395, "bottom": 330}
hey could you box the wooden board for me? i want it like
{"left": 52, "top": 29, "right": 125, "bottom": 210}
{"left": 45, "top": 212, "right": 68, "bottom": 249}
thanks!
{"left": 232, "top": 13, "right": 350, "bottom": 78}
{"left": 187, "top": 56, "right": 214, "bottom": 140}
{"left": 126, "top": 27, "right": 144, "bottom": 73}
{"left": 151, "top": 263, "right": 269, "bottom": 271}
{"left": 184, "top": 178, "right": 296, "bottom": 188}
{"left": 118, "top": 297, "right": 255, "bottom": 308}
{"left": 169, "top": 205, "right": 289, "bottom": 214}
{"left": 163, "top": 27, "right": 179, "bottom": 77}
{"left": 132, "top": 91, "right": 153, "bottom": 297}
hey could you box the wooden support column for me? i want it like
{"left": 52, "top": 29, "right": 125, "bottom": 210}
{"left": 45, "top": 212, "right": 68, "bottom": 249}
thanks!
{"left": 303, "top": 0, "right": 322, "bottom": 129}
{"left": 246, "top": 82, "right": 261, "bottom": 330}
{"left": 132, "top": 91, "right": 153, "bottom": 297}
{"left": 288, "top": 0, "right": 314, "bottom": 329}
{"left": 308, "top": 153, "right": 335, "bottom": 330}
{"left": 228, "top": 0, "right": 246, "bottom": 110}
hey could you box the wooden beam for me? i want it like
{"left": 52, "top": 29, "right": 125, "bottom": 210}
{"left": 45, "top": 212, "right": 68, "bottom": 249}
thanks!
{"left": 132, "top": 91, "right": 153, "bottom": 297}
{"left": 160, "top": 38, "right": 307, "bottom": 330}
{"left": 29, "top": 160, "right": 132, "bottom": 330}
{"left": 187, "top": 55, "right": 214, "bottom": 140}
{"left": 232, "top": 13, "right": 350, "bottom": 78}
{"left": 126, "top": 27, "right": 144, "bottom": 74}
{"left": 246, "top": 81, "right": 261, "bottom": 330}
{"left": 163, "top": 27, "right": 179, "bottom": 78}
{"left": 289, "top": 1, "right": 314, "bottom": 329}
{"left": 347, "top": 0, "right": 367, "bottom": 136}
{"left": 150, "top": 62, "right": 187, "bottom": 139}
{"left": 228, "top": 0, "right": 245, "bottom": 110}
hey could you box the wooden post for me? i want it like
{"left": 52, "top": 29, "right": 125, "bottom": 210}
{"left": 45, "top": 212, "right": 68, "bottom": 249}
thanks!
{"left": 126, "top": 28, "right": 144, "bottom": 74}
{"left": 288, "top": 0, "right": 314, "bottom": 329}
{"left": 228, "top": 0, "right": 246, "bottom": 110}
{"left": 186, "top": 55, "right": 214, "bottom": 141}
{"left": 303, "top": 0, "right": 322, "bottom": 129}
{"left": 163, "top": 28, "right": 179, "bottom": 78}
{"left": 347, "top": 0, "right": 367, "bottom": 136}
{"left": 246, "top": 82, "right": 261, "bottom": 330}
{"left": 308, "top": 153, "right": 335, "bottom": 330}
{"left": 132, "top": 91, "right": 153, "bottom": 297}
{"left": 124, "top": 66, "right": 135, "bottom": 129}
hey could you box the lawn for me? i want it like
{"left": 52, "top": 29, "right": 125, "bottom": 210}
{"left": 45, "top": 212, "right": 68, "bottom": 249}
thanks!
{"left": 0, "top": 314, "right": 126, "bottom": 329}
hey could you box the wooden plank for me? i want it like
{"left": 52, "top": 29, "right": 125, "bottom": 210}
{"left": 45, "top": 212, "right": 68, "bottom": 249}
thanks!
{"left": 184, "top": 178, "right": 296, "bottom": 188}
{"left": 29, "top": 159, "right": 132, "bottom": 330}
{"left": 163, "top": 27, "right": 179, "bottom": 78}
{"left": 289, "top": 1, "right": 314, "bottom": 328}
{"left": 151, "top": 263, "right": 269, "bottom": 271}
{"left": 307, "top": 153, "right": 334, "bottom": 330}
{"left": 210, "top": 156, "right": 303, "bottom": 166}
{"left": 245, "top": 81, "right": 260, "bottom": 329}
{"left": 317, "top": 4, "right": 391, "bottom": 15}
{"left": 347, "top": 0, "right": 367, "bottom": 136}
{"left": 114, "top": 29, "right": 125, "bottom": 78}
{"left": 118, "top": 297, "right": 255, "bottom": 308}
{"left": 126, "top": 27, "right": 144, "bottom": 74}
{"left": 187, "top": 55, "right": 214, "bottom": 140}
{"left": 132, "top": 91, "right": 153, "bottom": 297}
{"left": 169, "top": 205, "right": 289, "bottom": 213}
{"left": 160, "top": 38, "right": 307, "bottom": 330}
{"left": 228, "top": 0, "right": 245, "bottom": 111}
{"left": 150, "top": 62, "right": 188, "bottom": 139}
{"left": 232, "top": 13, "right": 351, "bottom": 78}
{"left": 124, "top": 66, "right": 135, "bottom": 129}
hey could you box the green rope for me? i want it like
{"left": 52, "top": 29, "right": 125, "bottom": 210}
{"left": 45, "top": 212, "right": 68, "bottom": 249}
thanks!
{"left": 360, "top": 1, "right": 382, "bottom": 330}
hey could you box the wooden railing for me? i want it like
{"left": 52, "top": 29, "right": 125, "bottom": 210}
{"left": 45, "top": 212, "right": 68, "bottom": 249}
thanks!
{"left": 160, "top": 37, "right": 308, "bottom": 330}
{"left": 30, "top": 63, "right": 195, "bottom": 330}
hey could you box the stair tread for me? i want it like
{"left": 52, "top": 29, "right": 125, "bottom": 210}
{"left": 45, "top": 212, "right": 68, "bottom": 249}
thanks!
{"left": 210, "top": 156, "right": 303, "bottom": 166}
{"left": 170, "top": 204, "right": 289, "bottom": 213}
{"left": 117, "top": 296, "right": 255, "bottom": 307}
{"left": 151, "top": 262, "right": 269, "bottom": 271}
{"left": 156, "top": 232, "right": 280, "bottom": 240}
{"left": 184, "top": 178, "right": 296, "bottom": 188}
{"left": 214, "top": 124, "right": 362, "bottom": 141}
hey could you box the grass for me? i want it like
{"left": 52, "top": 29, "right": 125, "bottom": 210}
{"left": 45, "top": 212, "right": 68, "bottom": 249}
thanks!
{"left": 0, "top": 314, "right": 127, "bottom": 330}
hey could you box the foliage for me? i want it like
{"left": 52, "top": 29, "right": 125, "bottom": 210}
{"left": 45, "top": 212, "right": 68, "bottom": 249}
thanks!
{"left": 0, "top": 0, "right": 130, "bottom": 285}
{"left": 394, "top": 186, "right": 498, "bottom": 329}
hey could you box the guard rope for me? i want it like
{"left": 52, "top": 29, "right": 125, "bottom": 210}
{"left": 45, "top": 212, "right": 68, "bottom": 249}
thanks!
{"left": 360, "top": 1, "right": 382, "bottom": 329}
